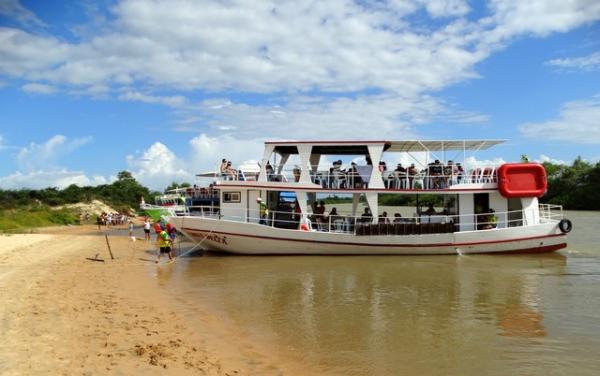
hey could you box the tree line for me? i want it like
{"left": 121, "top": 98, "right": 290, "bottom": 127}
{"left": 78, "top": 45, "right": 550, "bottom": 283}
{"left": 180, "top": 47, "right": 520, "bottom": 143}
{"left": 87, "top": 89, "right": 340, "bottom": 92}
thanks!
{"left": 0, "top": 171, "right": 159, "bottom": 213}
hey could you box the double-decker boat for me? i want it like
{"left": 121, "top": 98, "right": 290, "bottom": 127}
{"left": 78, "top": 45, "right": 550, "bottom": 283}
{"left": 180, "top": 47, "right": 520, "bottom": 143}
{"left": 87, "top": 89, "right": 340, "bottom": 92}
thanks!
{"left": 168, "top": 140, "right": 572, "bottom": 255}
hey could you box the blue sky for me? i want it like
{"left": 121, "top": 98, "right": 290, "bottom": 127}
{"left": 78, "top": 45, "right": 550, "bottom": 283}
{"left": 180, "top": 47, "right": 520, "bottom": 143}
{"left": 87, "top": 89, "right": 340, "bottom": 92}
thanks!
{"left": 1, "top": 0, "right": 600, "bottom": 189}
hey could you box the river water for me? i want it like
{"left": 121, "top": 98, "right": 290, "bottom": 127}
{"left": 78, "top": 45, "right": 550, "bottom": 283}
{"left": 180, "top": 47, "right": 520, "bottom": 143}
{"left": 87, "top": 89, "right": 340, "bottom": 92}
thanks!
{"left": 159, "top": 210, "right": 600, "bottom": 375}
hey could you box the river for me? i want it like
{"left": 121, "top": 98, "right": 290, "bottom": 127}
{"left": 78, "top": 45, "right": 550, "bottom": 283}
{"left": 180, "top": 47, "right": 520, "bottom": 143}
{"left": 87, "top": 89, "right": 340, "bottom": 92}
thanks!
{"left": 159, "top": 210, "right": 600, "bottom": 375}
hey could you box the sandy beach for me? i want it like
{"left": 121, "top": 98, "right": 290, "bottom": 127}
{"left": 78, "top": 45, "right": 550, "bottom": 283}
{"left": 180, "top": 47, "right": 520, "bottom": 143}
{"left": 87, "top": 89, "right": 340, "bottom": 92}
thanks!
{"left": 0, "top": 225, "right": 285, "bottom": 375}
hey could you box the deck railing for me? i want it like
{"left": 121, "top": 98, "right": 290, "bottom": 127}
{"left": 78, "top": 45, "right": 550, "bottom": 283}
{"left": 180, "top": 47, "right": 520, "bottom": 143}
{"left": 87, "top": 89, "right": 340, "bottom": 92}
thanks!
{"left": 184, "top": 204, "right": 561, "bottom": 235}
{"left": 216, "top": 164, "right": 499, "bottom": 190}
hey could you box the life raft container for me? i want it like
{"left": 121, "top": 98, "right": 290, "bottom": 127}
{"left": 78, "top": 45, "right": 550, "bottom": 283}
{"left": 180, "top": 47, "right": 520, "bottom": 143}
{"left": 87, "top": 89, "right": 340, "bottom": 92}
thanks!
{"left": 497, "top": 163, "right": 547, "bottom": 198}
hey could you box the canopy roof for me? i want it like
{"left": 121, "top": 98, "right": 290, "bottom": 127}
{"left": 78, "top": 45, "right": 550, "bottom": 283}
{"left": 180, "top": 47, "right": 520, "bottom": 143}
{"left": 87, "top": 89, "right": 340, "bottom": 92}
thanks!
{"left": 266, "top": 140, "right": 505, "bottom": 155}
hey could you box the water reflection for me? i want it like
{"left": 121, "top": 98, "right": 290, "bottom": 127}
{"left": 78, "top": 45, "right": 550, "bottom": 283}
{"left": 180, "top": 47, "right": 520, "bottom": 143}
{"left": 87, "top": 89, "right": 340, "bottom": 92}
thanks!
{"left": 163, "top": 253, "right": 573, "bottom": 375}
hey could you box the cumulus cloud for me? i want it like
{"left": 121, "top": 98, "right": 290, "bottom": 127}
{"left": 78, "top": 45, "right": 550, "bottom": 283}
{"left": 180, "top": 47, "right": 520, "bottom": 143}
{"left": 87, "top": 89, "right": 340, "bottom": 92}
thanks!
{"left": 519, "top": 95, "right": 600, "bottom": 144}
{"left": 17, "top": 135, "right": 93, "bottom": 171}
{"left": 546, "top": 51, "right": 600, "bottom": 71}
{"left": 126, "top": 142, "right": 190, "bottom": 189}
{"left": 21, "top": 82, "right": 56, "bottom": 94}
{"left": 2, "top": 0, "right": 597, "bottom": 96}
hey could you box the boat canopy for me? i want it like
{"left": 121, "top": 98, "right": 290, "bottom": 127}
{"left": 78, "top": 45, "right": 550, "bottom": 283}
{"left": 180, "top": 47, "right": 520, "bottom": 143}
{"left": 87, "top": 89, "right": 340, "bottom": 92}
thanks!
{"left": 265, "top": 140, "right": 505, "bottom": 155}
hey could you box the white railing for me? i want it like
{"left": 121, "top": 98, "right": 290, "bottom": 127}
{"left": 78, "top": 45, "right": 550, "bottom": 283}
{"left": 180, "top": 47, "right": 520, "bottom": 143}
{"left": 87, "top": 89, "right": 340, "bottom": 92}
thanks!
{"left": 214, "top": 164, "right": 499, "bottom": 190}
{"left": 186, "top": 206, "right": 550, "bottom": 235}
{"left": 539, "top": 204, "right": 563, "bottom": 222}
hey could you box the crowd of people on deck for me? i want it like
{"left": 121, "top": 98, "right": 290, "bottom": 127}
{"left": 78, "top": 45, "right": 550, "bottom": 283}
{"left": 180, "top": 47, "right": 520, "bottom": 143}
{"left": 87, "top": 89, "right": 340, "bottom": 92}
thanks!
{"left": 217, "top": 155, "right": 492, "bottom": 192}
{"left": 315, "top": 158, "right": 468, "bottom": 190}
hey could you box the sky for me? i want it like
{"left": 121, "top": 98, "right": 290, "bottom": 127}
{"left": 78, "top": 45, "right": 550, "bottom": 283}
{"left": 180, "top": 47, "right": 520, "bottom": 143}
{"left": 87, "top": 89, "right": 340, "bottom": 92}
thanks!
{"left": 0, "top": 0, "right": 599, "bottom": 190}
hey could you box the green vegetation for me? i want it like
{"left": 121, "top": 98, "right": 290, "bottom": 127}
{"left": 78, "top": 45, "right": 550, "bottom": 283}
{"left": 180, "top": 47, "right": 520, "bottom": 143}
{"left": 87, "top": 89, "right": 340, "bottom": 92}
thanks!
{"left": 0, "top": 171, "right": 159, "bottom": 232}
{"left": 0, "top": 171, "right": 157, "bottom": 212}
{"left": 541, "top": 158, "right": 600, "bottom": 210}
{"left": 0, "top": 206, "right": 80, "bottom": 232}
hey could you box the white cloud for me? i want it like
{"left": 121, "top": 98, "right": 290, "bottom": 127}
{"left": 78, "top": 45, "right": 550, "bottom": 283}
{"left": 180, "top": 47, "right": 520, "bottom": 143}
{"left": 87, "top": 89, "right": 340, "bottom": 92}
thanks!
{"left": 118, "top": 91, "right": 187, "bottom": 107}
{"left": 0, "top": 0, "right": 45, "bottom": 27}
{"left": 537, "top": 154, "right": 567, "bottom": 165}
{"left": 17, "top": 135, "right": 93, "bottom": 171}
{"left": 126, "top": 142, "right": 190, "bottom": 189}
{"left": 487, "top": 0, "right": 600, "bottom": 39}
{"left": 0, "top": 170, "right": 109, "bottom": 189}
{"left": 546, "top": 51, "right": 600, "bottom": 71}
{"left": 519, "top": 95, "right": 600, "bottom": 144}
{"left": 21, "top": 82, "right": 56, "bottom": 94}
{"left": 464, "top": 156, "right": 506, "bottom": 169}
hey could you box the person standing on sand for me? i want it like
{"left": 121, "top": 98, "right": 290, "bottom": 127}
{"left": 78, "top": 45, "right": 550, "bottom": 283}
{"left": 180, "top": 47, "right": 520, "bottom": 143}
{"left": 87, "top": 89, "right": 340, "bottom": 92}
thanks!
{"left": 156, "top": 228, "right": 174, "bottom": 263}
{"left": 128, "top": 219, "right": 134, "bottom": 238}
{"left": 143, "top": 218, "right": 151, "bottom": 241}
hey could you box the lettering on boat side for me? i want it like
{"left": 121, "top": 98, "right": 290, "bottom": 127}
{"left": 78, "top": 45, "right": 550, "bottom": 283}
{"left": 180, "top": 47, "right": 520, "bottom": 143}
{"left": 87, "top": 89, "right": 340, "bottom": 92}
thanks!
{"left": 198, "top": 232, "right": 228, "bottom": 245}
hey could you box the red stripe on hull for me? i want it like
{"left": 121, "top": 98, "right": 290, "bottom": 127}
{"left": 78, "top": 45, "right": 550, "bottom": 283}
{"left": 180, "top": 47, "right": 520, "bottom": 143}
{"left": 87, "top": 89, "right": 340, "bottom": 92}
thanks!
{"left": 181, "top": 227, "right": 566, "bottom": 249}
{"left": 472, "top": 243, "right": 566, "bottom": 254}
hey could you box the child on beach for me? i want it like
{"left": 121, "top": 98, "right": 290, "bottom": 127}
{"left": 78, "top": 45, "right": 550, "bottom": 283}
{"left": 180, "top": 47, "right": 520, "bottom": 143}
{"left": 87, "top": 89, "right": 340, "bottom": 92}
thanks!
{"left": 143, "top": 218, "right": 151, "bottom": 241}
{"left": 128, "top": 220, "right": 134, "bottom": 238}
{"left": 156, "top": 228, "right": 174, "bottom": 263}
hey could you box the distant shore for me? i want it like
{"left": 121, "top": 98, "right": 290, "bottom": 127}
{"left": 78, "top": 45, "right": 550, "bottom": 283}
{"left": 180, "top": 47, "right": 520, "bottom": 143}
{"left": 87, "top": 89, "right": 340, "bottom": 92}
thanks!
{"left": 0, "top": 225, "right": 286, "bottom": 375}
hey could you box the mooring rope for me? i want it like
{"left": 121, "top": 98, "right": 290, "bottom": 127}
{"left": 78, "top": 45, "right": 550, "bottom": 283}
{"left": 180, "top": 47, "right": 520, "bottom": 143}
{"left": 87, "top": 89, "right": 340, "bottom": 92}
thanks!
{"left": 177, "top": 214, "right": 222, "bottom": 258}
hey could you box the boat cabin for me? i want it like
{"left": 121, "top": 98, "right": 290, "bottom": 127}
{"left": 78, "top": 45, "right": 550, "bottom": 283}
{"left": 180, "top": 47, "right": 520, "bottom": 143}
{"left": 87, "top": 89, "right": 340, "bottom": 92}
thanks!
{"left": 198, "top": 140, "right": 551, "bottom": 235}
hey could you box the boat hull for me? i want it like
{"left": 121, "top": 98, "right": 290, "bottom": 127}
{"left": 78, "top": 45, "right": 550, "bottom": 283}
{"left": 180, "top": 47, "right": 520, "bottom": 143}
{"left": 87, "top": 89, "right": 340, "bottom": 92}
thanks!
{"left": 169, "top": 216, "right": 567, "bottom": 255}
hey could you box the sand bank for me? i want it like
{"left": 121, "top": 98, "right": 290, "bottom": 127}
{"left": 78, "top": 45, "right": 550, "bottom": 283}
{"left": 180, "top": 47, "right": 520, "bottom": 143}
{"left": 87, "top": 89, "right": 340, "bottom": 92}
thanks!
{"left": 0, "top": 226, "right": 285, "bottom": 375}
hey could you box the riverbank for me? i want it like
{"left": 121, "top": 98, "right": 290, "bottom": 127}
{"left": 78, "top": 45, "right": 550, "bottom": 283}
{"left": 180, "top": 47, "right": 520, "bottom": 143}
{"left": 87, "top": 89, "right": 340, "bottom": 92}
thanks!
{"left": 0, "top": 225, "right": 285, "bottom": 375}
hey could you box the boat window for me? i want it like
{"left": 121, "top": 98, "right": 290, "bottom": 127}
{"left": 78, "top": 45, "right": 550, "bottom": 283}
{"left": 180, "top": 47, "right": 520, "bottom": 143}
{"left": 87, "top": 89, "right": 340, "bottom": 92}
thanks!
{"left": 223, "top": 191, "right": 241, "bottom": 203}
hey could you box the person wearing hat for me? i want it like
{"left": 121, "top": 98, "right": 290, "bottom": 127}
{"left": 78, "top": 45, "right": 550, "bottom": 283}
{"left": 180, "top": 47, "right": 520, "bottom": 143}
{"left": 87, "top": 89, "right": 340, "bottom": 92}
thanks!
{"left": 257, "top": 197, "right": 269, "bottom": 225}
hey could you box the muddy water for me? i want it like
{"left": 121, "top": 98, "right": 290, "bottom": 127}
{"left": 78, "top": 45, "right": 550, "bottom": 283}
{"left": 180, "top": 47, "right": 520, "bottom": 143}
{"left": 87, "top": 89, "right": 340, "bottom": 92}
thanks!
{"left": 157, "top": 211, "right": 600, "bottom": 375}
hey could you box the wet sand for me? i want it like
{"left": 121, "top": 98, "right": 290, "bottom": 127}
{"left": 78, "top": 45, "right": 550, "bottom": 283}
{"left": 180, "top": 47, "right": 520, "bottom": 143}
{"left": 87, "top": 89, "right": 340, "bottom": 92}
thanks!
{"left": 0, "top": 225, "right": 285, "bottom": 375}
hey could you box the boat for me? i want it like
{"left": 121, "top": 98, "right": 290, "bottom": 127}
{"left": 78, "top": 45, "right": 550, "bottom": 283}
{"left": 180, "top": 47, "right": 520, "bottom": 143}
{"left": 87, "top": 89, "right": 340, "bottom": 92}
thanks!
{"left": 168, "top": 140, "right": 572, "bottom": 255}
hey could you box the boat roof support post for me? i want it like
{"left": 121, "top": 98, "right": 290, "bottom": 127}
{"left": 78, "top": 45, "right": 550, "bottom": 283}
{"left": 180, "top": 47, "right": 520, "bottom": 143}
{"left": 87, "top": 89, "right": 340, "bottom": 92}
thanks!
{"left": 258, "top": 144, "right": 275, "bottom": 182}
{"left": 352, "top": 193, "right": 360, "bottom": 217}
{"left": 365, "top": 192, "right": 378, "bottom": 223}
{"left": 295, "top": 190, "right": 308, "bottom": 219}
{"left": 277, "top": 153, "right": 290, "bottom": 174}
{"left": 367, "top": 144, "right": 385, "bottom": 189}
{"left": 297, "top": 144, "right": 313, "bottom": 184}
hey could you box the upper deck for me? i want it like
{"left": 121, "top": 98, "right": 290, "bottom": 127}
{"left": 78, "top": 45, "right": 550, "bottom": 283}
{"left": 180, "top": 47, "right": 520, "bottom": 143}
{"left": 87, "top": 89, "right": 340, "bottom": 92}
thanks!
{"left": 213, "top": 139, "right": 505, "bottom": 193}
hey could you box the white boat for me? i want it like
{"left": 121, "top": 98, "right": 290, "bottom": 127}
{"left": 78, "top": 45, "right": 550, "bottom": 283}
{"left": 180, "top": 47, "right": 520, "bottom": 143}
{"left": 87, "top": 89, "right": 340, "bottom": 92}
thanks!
{"left": 168, "top": 140, "right": 572, "bottom": 255}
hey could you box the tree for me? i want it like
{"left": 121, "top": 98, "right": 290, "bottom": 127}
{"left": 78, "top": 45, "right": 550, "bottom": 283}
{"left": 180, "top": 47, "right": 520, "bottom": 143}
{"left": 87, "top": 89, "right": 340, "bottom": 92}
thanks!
{"left": 117, "top": 171, "right": 134, "bottom": 181}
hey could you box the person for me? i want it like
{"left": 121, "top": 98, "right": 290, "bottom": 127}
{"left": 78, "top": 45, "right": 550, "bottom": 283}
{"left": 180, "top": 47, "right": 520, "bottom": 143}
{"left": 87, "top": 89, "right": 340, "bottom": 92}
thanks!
{"left": 219, "top": 158, "right": 228, "bottom": 177}
{"left": 225, "top": 161, "right": 237, "bottom": 180}
{"left": 424, "top": 203, "right": 436, "bottom": 215}
{"left": 443, "top": 160, "right": 454, "bottom": 188}
{"left": 328, "top": 207, "right": 344, "bottom": 231}
{"left": 143, "top": 217, "right": 152, "bottom": 241}
{"left": 360, "top": 207, "right": 373, "bottom": 223}
{"left": 393, "top": 213, "right": 403, "bottom": 223}
{"left": 315, "top": 201, "right": 326, "bottom": 230}
{"left": 128, "top": 219, "right": 134, "bottom": 238}
{"left": 265, "top": 161, "right": 274, "bottom": 181}
{"left": 293, "top": 199, "right": 302, "bottom": 225}
{"left": 96, "top": 215, "right": 103, "bottom": 230}
{"left": 456, "top": 163, "right": 465, "bottom": 183}
{"left": 348, "top": 162, "right": 361, "bottom": 188}
{"left": 293, "top": 166, "right": 301, "bottom": 182}
{"left": 156, "top": 228, "right": 174, "bottom": 263}
{"left": 408, "top": 163, "right": 418, "bottom": 189}
{"left": 257, "top": 197, "right": 269, "bottom": 225}
{"left": 378, "top": 211, "right": 390, "bottom": 224}
{"left": 167, "top": 223, "right": 177, "bottom": 241}
{"left": 430, "top": 160, "right": 443, "bottom": 189}
{"left": 481, "top": 209, "right": 498, "bottom": 230}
